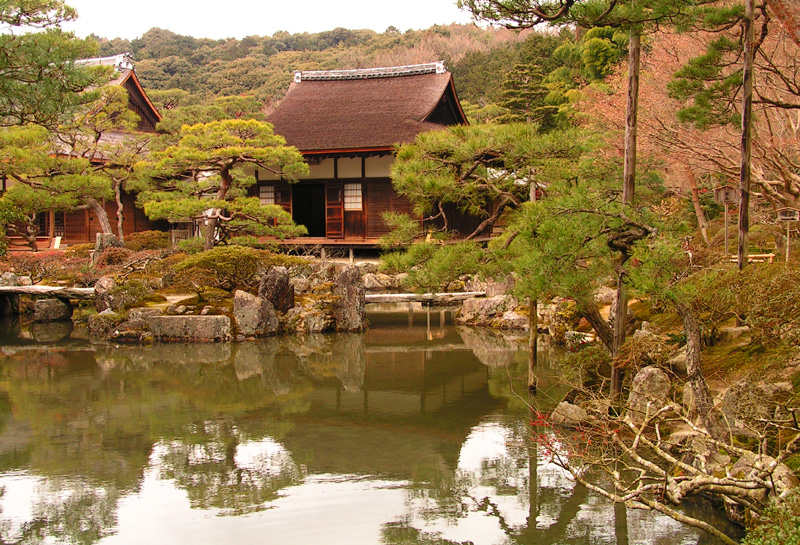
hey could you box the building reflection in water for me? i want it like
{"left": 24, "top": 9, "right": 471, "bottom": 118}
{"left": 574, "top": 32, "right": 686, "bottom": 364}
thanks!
{"left": 0, "top": 309, "right": 720, "bottom": 545}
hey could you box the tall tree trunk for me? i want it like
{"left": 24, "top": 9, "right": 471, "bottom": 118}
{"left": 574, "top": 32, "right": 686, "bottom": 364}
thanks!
{"left": 203, "top": 215, "right": 218, "bottom": 251}
{"left": 114, "top": 181, "right": 125, "bottom": 243}
{"left": 739, "top": 0, "right": 755, "bottom": 271}
{"left": 676, "top": 303, "right": 723, "bottom": 441}
{"left": 204, "top": 169, "right": 232, "bottom": 251}
{"left": 768, "top": 0, "right": 800, "bottom": 49}
{"left": 685, "top": 167, "right": 710, "bottom": 247}
{"left": 86, "top": 197, "right": 114, "bottom": 235}
{"left": 576, "top": 297, "right": 614, "bottom": 353}
{"left": 611, "top": 28, "right": 641, "bottom": 398}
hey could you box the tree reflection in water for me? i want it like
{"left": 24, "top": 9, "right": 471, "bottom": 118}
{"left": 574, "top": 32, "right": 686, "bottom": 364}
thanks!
{"left": 0, "top": 315, "right": 719, "bottom": 545}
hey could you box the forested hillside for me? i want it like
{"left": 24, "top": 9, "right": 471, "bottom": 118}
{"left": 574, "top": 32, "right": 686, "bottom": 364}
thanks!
{"left": 90, "top": 24, "right": 548, "bottom": 108}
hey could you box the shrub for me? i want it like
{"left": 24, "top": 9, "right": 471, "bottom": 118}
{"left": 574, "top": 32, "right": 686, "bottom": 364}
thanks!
{"left": 94, "top": 247, "right": 134, "bottom": 268}
{"left": 177, "top": 237, "right": 204, "bottom": 255}
{"left": 125, "top": 230, "right": 170, "bottom": 251}
{"left": 63, "top": 243, "right": 95, "bottom": 259}
{"left": 109, "top": 279, "right": 154, "bottom": 309}
{"left": 742, "top": 488, "right": 800, "bottom": 545}
{"left": 174, "top": 245, "right": 276, "bottom": 291}
{"left": 613, "top": 334, "right": 672, "bottom": 371}
{"left": 5, "top": 250, "right": 65, "bottom": 283}
{"left": 735, "top": 265, "right": 800, "bottom": 346}
{"left": 561, "top": 344, "right": 612, "bottom": 388}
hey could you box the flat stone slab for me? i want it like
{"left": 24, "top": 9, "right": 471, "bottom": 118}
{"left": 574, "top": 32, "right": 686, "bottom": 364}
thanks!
{"left": 146, "top": 315, "right": 232, "bottom": 343}
{"left": 0, "top": 285, "right": 95, "bottom": 300}
{"left": 365, "top": 291, "right": 485, "bottom": 304}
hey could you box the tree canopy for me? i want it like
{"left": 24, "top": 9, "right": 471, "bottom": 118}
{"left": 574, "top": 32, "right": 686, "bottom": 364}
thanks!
{"left": 139, "top": 119, "right": 309, "bottom": 249}
{"left": 0, "top": 0, "right": 109, "bottom": 127}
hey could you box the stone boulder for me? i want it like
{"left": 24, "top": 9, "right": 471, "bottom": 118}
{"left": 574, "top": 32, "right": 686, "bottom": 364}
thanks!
{"left": 147, "top": 315, "right": 232, "bottom": 342}
{"left": 259, "top": 267, "right": 295, "bottom": 314}
{"left": 719, "top": 380, "right": 793, "bottom": 433}
{"left": 626, "top": 365, "right": 671, "bottom": 426}
{"left": 93, "top": 233, "right": 123, "bottom": 254}
{"left": 127, "top": 307, "right": 164, "bottom": 321}
{"left": 233, "top": 290, "right": 278, "bottom": 337}
{"left": 284, "top": 306, "right": 329, "bottom": 334}
{"left": 33, "top": 298, "right": 73, "bottom": 322}
{"left": 456, "top": 295, "right": 527, "bottom": 329}
{"left": 464, "top": 274, "right": 516, "bottom": 297}
{"left": 110, "top": 318, "right": 153, "bottom": 344}
{"left": 94, "top": 277, "right": 125, "bottom": 313}
{"left": 550, "top": 401, "right": 590, "bottom": 428}
{"left": 0, "top": 272, "right": 19, "bottom": 287}
{"left": 332, "top": 266, "right": 366, "bottom": 332}
{"left": 87, "top": 311, "right": 124, "bottom": 341}
{"left": 730, "top": 452, "right": 800, "bottom": 502}
{"left": 0, "top": 272, "right": 21, "bottom": 317}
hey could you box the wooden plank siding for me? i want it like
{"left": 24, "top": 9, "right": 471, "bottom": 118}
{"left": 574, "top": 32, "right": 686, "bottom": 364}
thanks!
{"left": 365, "top": 179, "right": 414, "bottom": 239}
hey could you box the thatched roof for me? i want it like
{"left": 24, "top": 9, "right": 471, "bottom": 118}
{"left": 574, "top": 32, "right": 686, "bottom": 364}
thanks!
{"left": 267, "top": 62, "right": 467, "bottom": 155}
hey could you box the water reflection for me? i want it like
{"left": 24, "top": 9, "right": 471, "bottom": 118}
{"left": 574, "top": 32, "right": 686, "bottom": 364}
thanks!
{"left": 0, "top": 311, "right": 716, "bottom": 545}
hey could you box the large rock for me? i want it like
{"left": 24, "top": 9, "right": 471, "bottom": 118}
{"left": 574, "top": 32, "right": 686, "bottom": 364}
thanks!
{"left": 147, "top": 315, "right": 232, "bottom": 342}
{"left": 332, "top": 266, "right": 366, "bottom": 332}
{"left": 87, "top": 311, "right": 124, "bottom": 340}
{"left": 0, "top": 272, "right": 21, "bottom": 317}
{"left": 551, "top": 401, "right": 590, "bottom": 428}
{"left": 626, "top": 365, "right": 671, "bottom": 426}
{"left": 284, "top": 306, "right": 329, "bottom": 334}
{"left": 464, "top": 274, "right": 516, "bottom": 297}
{"left": 33, "top": 298, "right": 73, "bottom": 322}
{"left": 258, "top": 267, "right": 295, "bottom": 314}
{"left": 456, "top": 295, "right": 527, "bottom": 329}
{"left": 127, "top": 307, "right": 164, "bottom": 321}
{"left": 0, "top": 272, "right": 19, "bottom": 287}
{"left": 94, "top": 233, "right": 123, "bottom": 254}
{"left": 95, "top": 277, "right": 124, "bottom": 313}
{"left": 233, "top": 290, "right": 278, "bottom": 337}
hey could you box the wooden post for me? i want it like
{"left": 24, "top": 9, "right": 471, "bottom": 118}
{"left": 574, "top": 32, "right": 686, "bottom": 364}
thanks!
{"left": 528, "top": 298, "right": 538, "bottom": 391}
{"left": 738, "top": 0, "right": 755, "bottom": 271}
{"left": 724, "top": 202, "right": 730, "bottom": 257}
{"left": 787, "top": 222, "right": 792, "bottom": 265}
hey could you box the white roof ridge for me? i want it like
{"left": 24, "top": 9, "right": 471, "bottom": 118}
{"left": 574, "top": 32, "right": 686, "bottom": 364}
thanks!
{"left": 294, "top": 61, "right": 446, "bottom": 83}
{"left": 75, "top": 53, "right": 134, "bottom": 71}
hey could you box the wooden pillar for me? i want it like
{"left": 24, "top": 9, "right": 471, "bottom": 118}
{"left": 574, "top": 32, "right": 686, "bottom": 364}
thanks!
{"left": 739, "top": 0, "right": 755, "bottom": 271}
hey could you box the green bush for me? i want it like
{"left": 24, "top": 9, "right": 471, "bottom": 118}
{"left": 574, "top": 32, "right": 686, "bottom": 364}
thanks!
{"left": 109, "top": 279, "right": 154, "bottom": 309}
{"left": 177, "top": 237, "right": 205, "bottom": 254}
{"left": 125, "top": 230, "right": 170, "bottom": 251}
{"left": 174, "top": 245, "right": 277, "bottom": 291}
{"left": 63, "top": 243, "right": 95, "bottom": 258}
{"left": 742, "top": 488, "right": 800, "bottom": 545}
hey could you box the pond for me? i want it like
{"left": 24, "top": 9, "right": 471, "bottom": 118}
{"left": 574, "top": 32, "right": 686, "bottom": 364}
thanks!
{"left": 0, "top": 305, "right": 725, "bottom": 545}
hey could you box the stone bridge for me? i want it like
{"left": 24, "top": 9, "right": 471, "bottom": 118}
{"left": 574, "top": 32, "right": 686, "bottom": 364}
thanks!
{"left": 0, "top": 285, "right": 95, "bottom": 316}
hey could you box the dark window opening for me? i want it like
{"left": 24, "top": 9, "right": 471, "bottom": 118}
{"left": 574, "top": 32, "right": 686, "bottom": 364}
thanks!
{"left": 292, "top": 183, "right": 326, "bottom": 237}
{"left": 54, "top": 212, "right": 65, "bottom": 238}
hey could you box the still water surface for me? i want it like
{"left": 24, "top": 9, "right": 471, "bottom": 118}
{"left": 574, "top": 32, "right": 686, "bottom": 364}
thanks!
{"left": 0, "top": 306, "right": 721, "bottom": 544}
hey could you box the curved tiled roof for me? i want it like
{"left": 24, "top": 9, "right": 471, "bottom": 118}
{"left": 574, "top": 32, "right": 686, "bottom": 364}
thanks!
{"left": 267, "top": 63, "right": 466, "bottom": 154}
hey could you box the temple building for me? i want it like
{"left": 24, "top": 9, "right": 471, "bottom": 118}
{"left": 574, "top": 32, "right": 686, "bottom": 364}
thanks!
{"left": 263, "top": 61, "right": 469, "bottom": 248}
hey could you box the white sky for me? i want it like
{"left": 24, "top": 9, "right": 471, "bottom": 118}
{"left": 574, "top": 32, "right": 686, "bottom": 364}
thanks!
{"left": 62, "top": 0, "right": 477, "bottom": 41}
